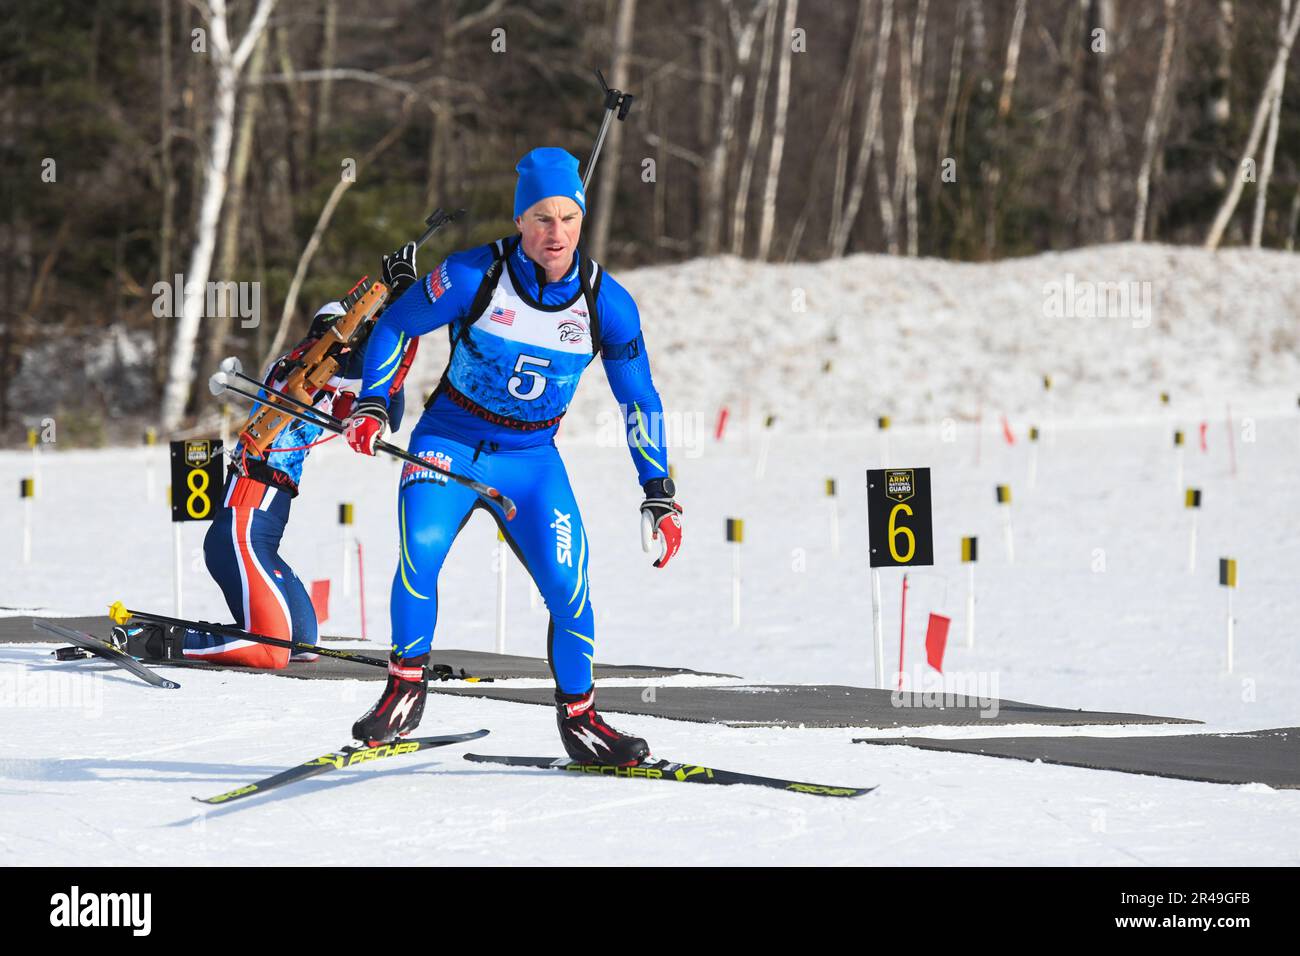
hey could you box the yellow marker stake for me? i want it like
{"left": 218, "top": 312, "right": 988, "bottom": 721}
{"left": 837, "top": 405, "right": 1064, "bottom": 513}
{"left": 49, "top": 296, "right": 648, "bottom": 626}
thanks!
{"left": 826, "top": 479, "right": 840, "bottom": 558}
{"left": 496, "top": 527, "right": 508, "bottom": 654}
{"left": 996, "top": 485, "right": 1014, "bottom": 565}
{"left": 1185, "top": 488, "right": 1202, "bottom": 573}
{"left": 1220, "top": 558, "right": 1237, "bottom": 673}
{"left": 726, "top": 519, "right": 744, "bottom": 628}
{"left": 961, "top": 536, "right": 978, "bottom": 648}
{"left": 339, "top": 503, "right": 354, "bottom": 598}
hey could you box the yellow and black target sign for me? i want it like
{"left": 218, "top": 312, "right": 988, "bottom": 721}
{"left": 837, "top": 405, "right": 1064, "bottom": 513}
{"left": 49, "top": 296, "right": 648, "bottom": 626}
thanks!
{"left": 866, "top": 468, "right": 934, "bottom": 568}
{"left": 169, "top": 439, "right": 224, "bottom": 522}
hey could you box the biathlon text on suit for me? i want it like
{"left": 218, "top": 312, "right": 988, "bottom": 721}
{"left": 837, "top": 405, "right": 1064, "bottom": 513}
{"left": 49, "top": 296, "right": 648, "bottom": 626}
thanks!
{"left": 345, "top": 148, "right": 683, "bottom": 764}
{"left": 116, "top": 251, "right": 418, "bottom": 668}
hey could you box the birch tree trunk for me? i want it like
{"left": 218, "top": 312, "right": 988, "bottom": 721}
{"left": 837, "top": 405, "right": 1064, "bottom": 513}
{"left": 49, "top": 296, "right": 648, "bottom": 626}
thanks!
{"left": 891, "top": 0, "right": 926, "bottom": 257}
{"left": 831, "top": 0, "right": 892, "bottom": 257}
{"left": 157, "top": 0, "right": 175, "bottom": 391}
{"left": 159, "top": 0, "right": 278, "bottom": 433}
{"left": 1205, "top": 0, "right": 1300, "bottom": 250}
{"left": 702, "top": 0, "right": 770, "bottom": 255}
{"left": 731, "top": 0, "right": 777, "bottom": 255}
{"left": 1252, "top": 0, "right": 1291, "bottom": 247}
{"left": 200, "top": 34, "right": 268, "bottom": 389}
{"left": 589, "top": 0, "right": 637, "bottom": 262}
{"left": 826, "top": 0, "right": 872, "bottom": 251}
{"left": 1132, "top": 0, "right": 1179, "bottom": 242}
{"left": 756, "top": 0, "right": 799, "bottom": 260}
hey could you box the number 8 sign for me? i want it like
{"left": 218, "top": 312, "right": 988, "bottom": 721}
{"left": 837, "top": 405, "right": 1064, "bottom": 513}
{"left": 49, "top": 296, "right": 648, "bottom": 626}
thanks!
{"left": 170, "top": 439, "right": 225, "bottom": 523}
{"left": 866, "top": 468, "right": 934, "bottom": 567}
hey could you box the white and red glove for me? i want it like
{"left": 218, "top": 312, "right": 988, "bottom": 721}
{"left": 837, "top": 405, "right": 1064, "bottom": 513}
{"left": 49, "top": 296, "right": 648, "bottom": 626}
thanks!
{"left": 640, "top": 477, "right": 683, "bottom": 569}
{"left": 344, "top": 398, "right": 389, "bottom": 456}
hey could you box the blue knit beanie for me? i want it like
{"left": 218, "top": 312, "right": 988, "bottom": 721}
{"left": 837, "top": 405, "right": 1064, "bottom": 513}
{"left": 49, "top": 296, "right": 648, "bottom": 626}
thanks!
{"left": 513, "top": 148, "right": 586, "bottom": 218}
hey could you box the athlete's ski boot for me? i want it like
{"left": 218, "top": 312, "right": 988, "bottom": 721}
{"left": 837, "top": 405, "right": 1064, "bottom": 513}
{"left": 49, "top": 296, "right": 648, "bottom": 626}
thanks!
{"left": 556, "top": 689, "right": 650, "bottom": 766}
{"left": 110, "top": 621, "right": 185, "bottom": 661}
{"left": 352, "top": 652, "right": 429, "bottom": 745}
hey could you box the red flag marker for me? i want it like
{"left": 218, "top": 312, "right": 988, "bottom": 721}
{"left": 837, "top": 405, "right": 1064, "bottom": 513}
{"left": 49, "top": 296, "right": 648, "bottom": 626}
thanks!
{"left": 925, "top": 613, "right": 951, "bottom": 672}
{"left": 715, "top": 406, "right": 730, "bottom": 441}
{"left": 1199, "top": 421, "right": 1208, "bottom": 452}
{"left": 310, "top": 579, "right": 331, "bottom": 625}
{"left": 1001, "top": 415, "right": 1016, "bottom": 445}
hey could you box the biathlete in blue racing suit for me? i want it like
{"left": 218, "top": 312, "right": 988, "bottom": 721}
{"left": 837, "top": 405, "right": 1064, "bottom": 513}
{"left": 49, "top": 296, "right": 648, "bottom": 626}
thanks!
{"left": 345, "top": 148, "right": 683, "bottom": 764}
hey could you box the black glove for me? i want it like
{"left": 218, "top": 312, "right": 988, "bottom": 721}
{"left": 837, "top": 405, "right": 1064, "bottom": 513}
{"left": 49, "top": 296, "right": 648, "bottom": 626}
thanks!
{"left": 639, "top": 477, "right": 683, "bottom": 569}
{"left": 381, "top": 241, "right": 418, "bottom": 296}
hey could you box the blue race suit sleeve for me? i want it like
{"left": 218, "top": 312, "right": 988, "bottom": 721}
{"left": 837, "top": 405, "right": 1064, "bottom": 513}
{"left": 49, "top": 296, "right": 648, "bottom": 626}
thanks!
{"left": 598, "top": 273, "right": 669, "bottom": 486}
{"left": 359, "top": 249, "right": 490, "bottom": 404}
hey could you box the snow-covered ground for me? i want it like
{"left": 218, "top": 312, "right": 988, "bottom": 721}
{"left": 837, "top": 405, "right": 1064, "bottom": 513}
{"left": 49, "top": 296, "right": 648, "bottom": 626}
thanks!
{"left": 2, "top": 243, "right": 1298, "bottom": 865}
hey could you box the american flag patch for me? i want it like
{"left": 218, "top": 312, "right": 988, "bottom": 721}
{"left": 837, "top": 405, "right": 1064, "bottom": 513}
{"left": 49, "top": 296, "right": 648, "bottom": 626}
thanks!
{"left": 490, "top": 307, "right": 516, "bottom": 325}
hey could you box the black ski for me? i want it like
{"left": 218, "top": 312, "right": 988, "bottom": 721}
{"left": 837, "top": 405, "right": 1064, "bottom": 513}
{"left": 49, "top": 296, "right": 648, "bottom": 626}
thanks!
{"left": 463, "top": 754, "right": 875, "bottom": 799}
{"left": 35, "top": 620, "right": 181, "bottom": 690}
{"left": 195, "top": 729, "right": 490, "bottom": 805}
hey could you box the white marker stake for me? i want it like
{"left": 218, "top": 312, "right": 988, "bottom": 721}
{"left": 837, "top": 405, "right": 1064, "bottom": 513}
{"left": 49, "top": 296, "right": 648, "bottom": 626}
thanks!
{"left": 966, "top": 563, "right": 976, "bottom": 649}
{"left": 754, "top": 428, "right": 773, "bottom": 480}
{"left": 1226, "top": 587, "right": 1235, "bottom": 675}
{"left": 145, "top": 461, "right": 156, "bottom": 503}
{"left": 22, "top": 496, "right": 33, "bottom": 565}
{"left": 871, "top": 568, "right": 885, "bottom": 689}
{"left": 731, "top": 543, "right": 742, "bottom": 629}
{"left": 496, "top": 534, "right": 507, "bottom": 654}
{"left": 829, "top": 500, "right": 840, "bottom": 558}
{"left": 341, "top": 527, "right": 352, "bottom": 598}
{"left": 220, "top": 403, "right": 231, "bottom": 453}
{"left": 1028, "top": 441, "right": 1038, "bottom": 491}
{"left": 1188, "top": 511, "right": 1198, "bottom": 574}
{"left": 1175, "top": 444, "right": 1184, "bottom": 491}
{"left": 1003, "top": 508, "right": 1015, "bottom": 566}
{"left": 173, "top": 523, "right": 184, "bottom": 617}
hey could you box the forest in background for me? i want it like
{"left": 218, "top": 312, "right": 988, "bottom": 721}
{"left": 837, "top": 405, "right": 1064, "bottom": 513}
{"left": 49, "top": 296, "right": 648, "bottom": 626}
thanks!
{"left": 3, "top": 0, "right": 1299, "bottom": 441}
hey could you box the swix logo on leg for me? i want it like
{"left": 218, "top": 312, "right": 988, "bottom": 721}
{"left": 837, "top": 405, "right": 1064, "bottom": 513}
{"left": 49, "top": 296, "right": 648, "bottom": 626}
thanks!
{"left": 551, "top": 509, "right": 573, "bottom": 566}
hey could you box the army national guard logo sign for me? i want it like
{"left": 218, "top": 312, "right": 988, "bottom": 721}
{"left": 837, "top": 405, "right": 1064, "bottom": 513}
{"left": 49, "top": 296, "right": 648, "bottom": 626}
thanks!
{"left": 170, "top": 439, "right": 224, "bottom": 522}
{"left": 866, "top": 468, "right": 934, "bottom": 567}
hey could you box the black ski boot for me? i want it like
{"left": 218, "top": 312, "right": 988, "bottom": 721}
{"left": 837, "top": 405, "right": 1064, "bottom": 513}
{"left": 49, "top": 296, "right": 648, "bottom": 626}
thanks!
{"left": 352, "top": 653, "right": 429, "bottom": 745}
{"left": 556, "top": 689, "right": 650, "bottom": 766}
{"left": 111, "top": 622, "right": 185, "bottom": 661}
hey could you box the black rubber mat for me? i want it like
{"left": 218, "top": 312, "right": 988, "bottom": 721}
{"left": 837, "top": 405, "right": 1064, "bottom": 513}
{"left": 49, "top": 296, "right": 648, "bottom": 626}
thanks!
{"left": 3, "top": 616, "right": 736, "bottom": 681}
{"left": 428, "top": 684, "right": 1199, "bottom": 729}
{"left": 853, "top": 728, "right": 1300, "bottom": 788}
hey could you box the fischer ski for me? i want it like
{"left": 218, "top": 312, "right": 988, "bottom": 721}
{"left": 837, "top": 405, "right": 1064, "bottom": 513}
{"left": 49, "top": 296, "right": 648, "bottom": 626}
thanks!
{"left": 463, "top": 754, "right": 875, "bottom": 799}
{"left": 36, "top": 620, "right": 180, "bottom": 690}
{"left": 195, "top": 729, "right": 490, "bottom": 806}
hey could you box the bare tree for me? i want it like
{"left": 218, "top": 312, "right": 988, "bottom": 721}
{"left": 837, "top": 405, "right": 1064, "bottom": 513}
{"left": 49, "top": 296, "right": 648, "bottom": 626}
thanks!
{"left": 160, "top": 0, "right": 278, "bottom": 433}
{"left": 702, "top": 0, "right": 771, "bottom": 255}
{"left": 1205, "top": 0, "right": 1300, "bottom": 250}
{"left": 589, "top": 0, "right": 638, "bottom": 262}
{"left": 830, "top": 0, "right": 892, "bottom": 257}
{"left": 730, "top": 0, "right": 777, "bottom": 255}
{"left": 1252, "top": 0, "right": 1292, "bottom": 247}
{"left": 756, "top": 0, "right": 799, "bottom": 260}
{"left": 1133, "top": 0, "right": 1179, "bottom": 242}
{"left": 892, "top": 0, "right": 927, "bottom": 257}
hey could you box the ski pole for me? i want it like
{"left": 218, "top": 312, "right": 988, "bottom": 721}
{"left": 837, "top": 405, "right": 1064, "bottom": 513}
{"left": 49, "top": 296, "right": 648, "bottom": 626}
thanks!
{"left": 581, "top": 68, "right": 635, "bottom": 192}
{"left": 209, "top": 371, "right": 517, "bottom": 520}
{"left": 111, "top": 602, "right": 391, "bottom": 669}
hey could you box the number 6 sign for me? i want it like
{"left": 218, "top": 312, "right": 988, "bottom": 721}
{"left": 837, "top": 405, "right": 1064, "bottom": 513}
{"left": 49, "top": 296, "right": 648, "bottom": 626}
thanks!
{"left": 866, "top": 468, "right": 934, "bottom": 568}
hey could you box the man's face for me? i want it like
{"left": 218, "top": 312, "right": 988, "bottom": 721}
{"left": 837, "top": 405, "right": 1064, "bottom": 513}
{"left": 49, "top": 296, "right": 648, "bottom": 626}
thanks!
{"left": 515, "top": 197, "right": 583, "bottom": 278}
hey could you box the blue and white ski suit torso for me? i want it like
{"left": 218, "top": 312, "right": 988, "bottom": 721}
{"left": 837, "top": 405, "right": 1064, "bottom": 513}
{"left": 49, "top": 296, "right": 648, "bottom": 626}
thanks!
{"left": 359, "top": 237, "right": 668, "bottom": 693}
